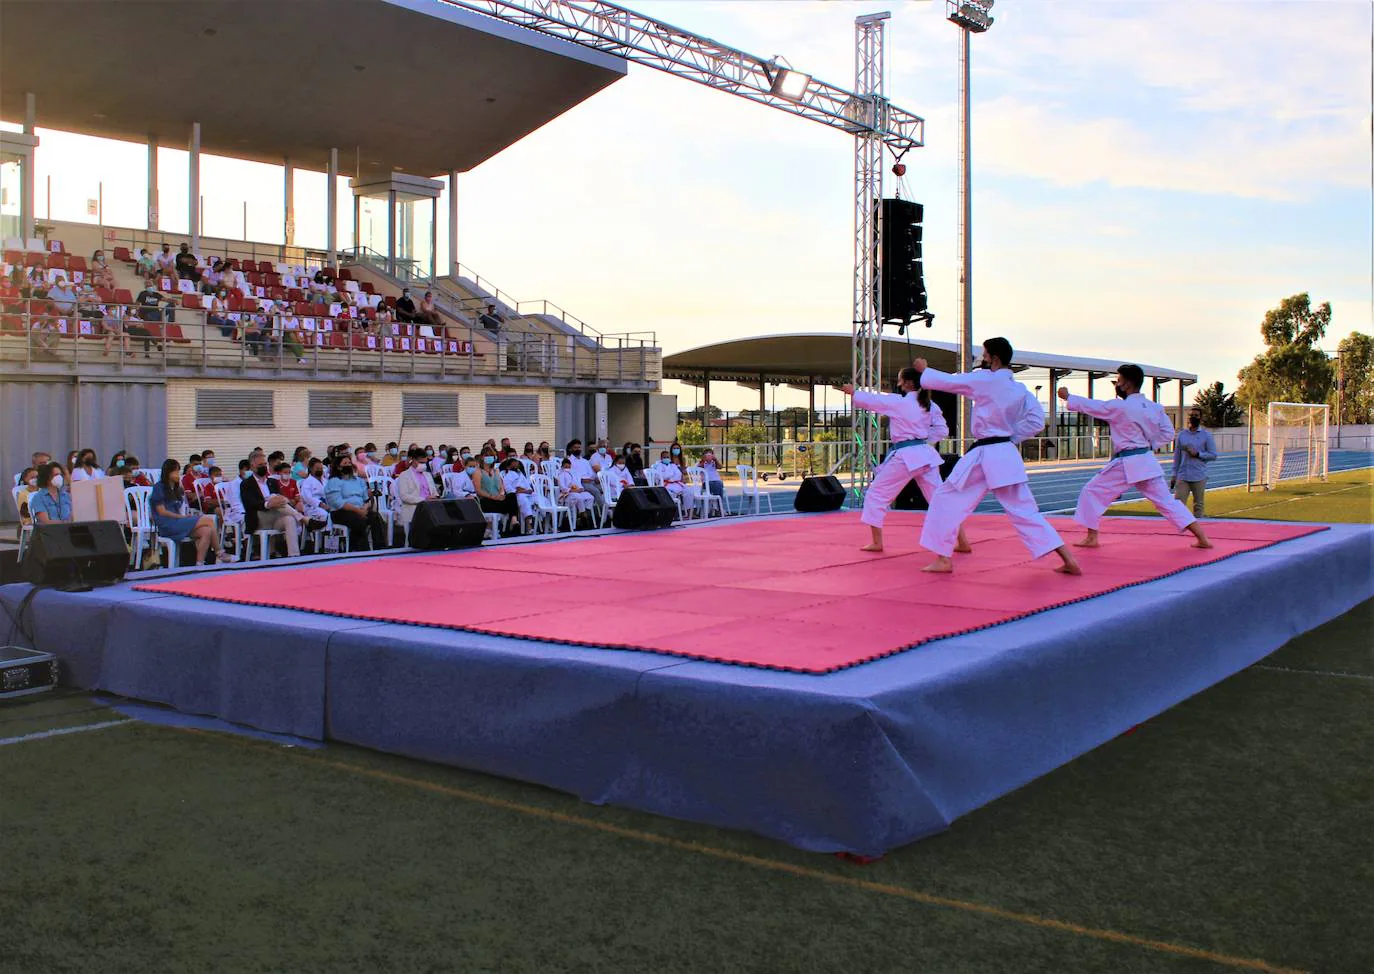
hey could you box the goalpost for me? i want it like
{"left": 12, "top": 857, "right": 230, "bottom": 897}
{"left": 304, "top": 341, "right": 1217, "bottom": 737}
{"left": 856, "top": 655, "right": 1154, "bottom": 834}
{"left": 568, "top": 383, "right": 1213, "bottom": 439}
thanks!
{"left": 1247, "top": 402, "right": 1329, "bottom": 490}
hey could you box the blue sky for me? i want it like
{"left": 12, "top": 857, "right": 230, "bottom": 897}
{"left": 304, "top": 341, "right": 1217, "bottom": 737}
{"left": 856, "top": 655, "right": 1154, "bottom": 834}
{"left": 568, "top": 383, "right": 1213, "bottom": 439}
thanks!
{"left": 10, "top": 0, "right": 1371, "bottom": 410}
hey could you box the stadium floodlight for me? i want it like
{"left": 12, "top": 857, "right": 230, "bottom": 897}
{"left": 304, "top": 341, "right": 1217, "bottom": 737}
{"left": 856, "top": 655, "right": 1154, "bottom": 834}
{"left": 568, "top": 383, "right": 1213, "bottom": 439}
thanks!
{"left": 947, "top": 0, "right": 995, "bottom": 33}
{"left": 765, "top": 58, "right": 813, "bottom": 102}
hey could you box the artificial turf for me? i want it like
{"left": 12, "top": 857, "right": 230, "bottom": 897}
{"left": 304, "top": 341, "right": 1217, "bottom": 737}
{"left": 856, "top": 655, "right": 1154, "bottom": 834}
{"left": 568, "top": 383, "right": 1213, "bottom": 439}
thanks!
{"left": 1109, "top": 467, "right": 1374, "bottom": 523}
{"left": 2, "top": 596, "right": 1371, "bottom": 974}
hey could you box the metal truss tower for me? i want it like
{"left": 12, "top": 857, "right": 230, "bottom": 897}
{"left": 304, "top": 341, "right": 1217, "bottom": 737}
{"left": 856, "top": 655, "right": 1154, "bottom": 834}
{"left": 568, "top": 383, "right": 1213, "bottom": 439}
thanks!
{"left": 441, "top": 1, "right": 922, "bottom": 492}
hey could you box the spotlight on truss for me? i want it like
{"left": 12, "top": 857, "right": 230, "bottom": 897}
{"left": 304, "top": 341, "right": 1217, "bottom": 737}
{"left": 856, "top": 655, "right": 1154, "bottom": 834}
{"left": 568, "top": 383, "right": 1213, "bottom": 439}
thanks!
{"left": 765, "top": 57, "right": 813, "bottom": 101}
{"left": 947, "top": 0, "right": 995, "bottom": 33}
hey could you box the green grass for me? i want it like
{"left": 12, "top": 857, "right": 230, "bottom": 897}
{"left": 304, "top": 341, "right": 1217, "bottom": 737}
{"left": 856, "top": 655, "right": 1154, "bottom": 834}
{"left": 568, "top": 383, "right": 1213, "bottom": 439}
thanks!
{"left": 3, "top": 598, "right": 1372, "bottom": 974}
{"left": 1109, "top": 467, "right": 1374, "bottom": 524}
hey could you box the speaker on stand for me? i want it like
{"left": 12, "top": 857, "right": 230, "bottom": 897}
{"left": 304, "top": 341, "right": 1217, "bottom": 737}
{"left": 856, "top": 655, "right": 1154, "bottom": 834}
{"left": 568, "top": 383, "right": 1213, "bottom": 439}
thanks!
{"left": 407, "top": 499, "right": 487, "bottom": 550}
{"left": 794, "top": 476, "right": 847, "bottom": 513}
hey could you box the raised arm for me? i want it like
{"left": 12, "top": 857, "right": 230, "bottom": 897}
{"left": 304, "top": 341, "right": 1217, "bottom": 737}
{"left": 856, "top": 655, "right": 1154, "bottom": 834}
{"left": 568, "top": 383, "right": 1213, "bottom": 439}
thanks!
{"left": 851, "top": 388, "right": 911, "bottom": 419}
{"left": 1062, "top": 393, "right": 1121, "bottom": 422}
{"left": 913, "top": 366, "right": 982, "bottom": 398}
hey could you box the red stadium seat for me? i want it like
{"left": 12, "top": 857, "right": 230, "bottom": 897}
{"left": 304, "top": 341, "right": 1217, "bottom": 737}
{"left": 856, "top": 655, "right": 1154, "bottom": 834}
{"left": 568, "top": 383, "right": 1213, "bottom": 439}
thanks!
{"left": 0, "top": 314, "right": 23, "bottom": 336}
{"left": 163, "top": 324, "right": 191, "bottom": 344}
{"left": 67, "top": 256, "right": 87, "bottom": 273}
{"left": 113, "top": 288, "right": 133, "bottom": 305}
{"left": 268, "top": 287, "right": 286, "bottom": 301}
{"left": 287, "top": 288, "right": 303, "bottom": 302}
{"left": 383, "top": 295, "right": 396, "bottom": 307}
{"left": 5, "top": 249, "right": 24, "bottom": 265}
{"left": 25, "top": 253, "right": 46, "bottom": 268}
{"left": 182, "top": 294, "right": 203, "bottom": 309}
{"left": 336, "top": 269, "right": 353, "bottom": 281}
{"left": 112, "top": 246, "right": 132, "bottom": 262}
{"left": 360, "top": 283, "right": 375, "bottom": 294}
{"left": 46, "top": 253, "right": 67, "bottom": 270}
{"left": 295, "top": 302, "right": 313, "bottom": 315}
{"left": 95, "top": 287, "right": 115, "bottom": 303}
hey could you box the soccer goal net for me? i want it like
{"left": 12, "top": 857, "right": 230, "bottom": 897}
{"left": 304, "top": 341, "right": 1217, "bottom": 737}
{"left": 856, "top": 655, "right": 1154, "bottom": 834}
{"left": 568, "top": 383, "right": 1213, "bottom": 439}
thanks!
{"left": 1250, "top": 402, "right": 1329, "bottom": 489}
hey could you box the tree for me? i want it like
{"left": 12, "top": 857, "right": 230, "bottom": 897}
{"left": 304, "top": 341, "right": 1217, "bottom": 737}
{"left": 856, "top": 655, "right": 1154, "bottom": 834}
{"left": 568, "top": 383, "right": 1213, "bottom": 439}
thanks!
{"left": 677, "top": 405, "right": 722, "bottom": 422}
{"left": 776, "top": 406, "right": 812, "bottom": 430}
{"left": 1191, "top": 382, "right": 1245, "bottom": 428}
{"left": 675, "top": 419, "right": 706, "bottom": 446}
{"left": 1236, "top": 294, "right": 1335, "bottom": 411}
{"left": 1333, "top": 332, "right": 1374, "bottom": 424}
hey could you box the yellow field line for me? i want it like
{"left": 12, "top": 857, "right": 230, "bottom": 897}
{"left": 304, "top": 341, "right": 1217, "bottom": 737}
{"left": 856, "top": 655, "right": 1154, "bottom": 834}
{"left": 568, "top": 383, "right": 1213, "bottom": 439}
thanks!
{"left": 166, "top": 726, "right": 1309, "bottom": 974}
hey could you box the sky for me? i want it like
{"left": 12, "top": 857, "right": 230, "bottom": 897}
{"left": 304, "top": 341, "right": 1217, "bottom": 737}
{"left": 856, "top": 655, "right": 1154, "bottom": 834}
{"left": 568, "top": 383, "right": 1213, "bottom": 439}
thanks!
{"left": 7, "top": 0, "right": 1371, "bottom": 411}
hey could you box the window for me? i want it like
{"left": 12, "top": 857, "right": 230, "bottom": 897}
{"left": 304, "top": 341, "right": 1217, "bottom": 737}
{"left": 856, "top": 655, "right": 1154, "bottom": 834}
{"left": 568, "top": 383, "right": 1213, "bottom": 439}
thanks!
{"left": 309, "top": 390, "right": 372, "bottom": 427}
{"left": 484, "top": 393, "right": 539, "bottom": 426}
{"left": 402, "top": 392, "right": 459, "bottom": 426}
{"left": 196, "top": 388, "right": 272, "bottom": 428}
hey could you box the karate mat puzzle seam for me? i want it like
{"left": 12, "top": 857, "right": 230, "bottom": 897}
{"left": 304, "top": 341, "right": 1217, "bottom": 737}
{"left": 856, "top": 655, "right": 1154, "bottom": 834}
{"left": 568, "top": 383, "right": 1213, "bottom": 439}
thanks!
{"left": 134, "top": 515, "right": 1328, "bottom": 674}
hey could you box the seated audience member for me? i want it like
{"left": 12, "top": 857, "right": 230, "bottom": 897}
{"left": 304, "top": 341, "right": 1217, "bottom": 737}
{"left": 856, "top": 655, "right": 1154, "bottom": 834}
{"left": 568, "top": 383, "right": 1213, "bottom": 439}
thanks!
{"left": 207, "top": 289, "right": 233, "bottom": 337}
{"left": 587, "top": 439, "right": 615, "bottom": 478}
{"left": 474, "top": 452, "right": 519, "bottom": 533}
{"left": 181, "top": 455, "right": 204, "bottom": 494}
{"left": 394, "top": 288, "right": 421, "bottom": 323}
{"left": 478, "top": 303, "right": 504, "bottom": 332}
{"left": 28, "top": 462, "right": 72, "bottom": 525}
{"left": 47, "top": 277, "right": 77, "bottom": 317}
{"left": 14, "top": 467, "right": 38, "bottom": 529}
{"left": 71, "top": 448, "right": 106, "bottom": 483}
{"left": 556, "top": 456, "right": 595, "bottom": 526}
{"left": 273, "top": 461, "right": 305, "bottom": 509}
{"left": 135, "top": 248, "right": 157, "bottom": 278}
{"left": 300, "top": 457, "right": 329, "bottom": 527}
{"left": 653, "top": 449, "right": 698, "bottom": 510}
{"left": 130, "top": 276, "right": 172, "bottom": 356}
{"left": 699, "top": 447, "right": 726, "bottom": 501}
{"left": 200, "top": 259, "right": 223, "bottom": 295}
{"left": 151, "top": 459, "right": 231, "bottom": 566}
{"left": 537, "top": 442, "right": 552, "bottom": 462}
{"left": 324, "top": 454, "right": 386, "bottom": 551}
{"left": 198, "top": 465, "right": 223, "bottom": 515}
{"left": 240, "top": 311, "right": 268, "bottom": 356}
{"left": 627, "top": 443, "right": 647, "bottom": 484}
{"left": 501, "top": 457, "right": 536, "bottom": 531}
{"left": 278, "top": 309, "right": 306, "bottom": 364}
{"left": 89, "top": 250, "right": 117, "bottom": 290}
{"left": 291, "top": 446, "right": 312, "bottom": 481}
{"left": 445, "top": 456, "right": 479, "bottom": 501}
{"left": 374, "top": 304, "right": 395, "bottom": 337}
{"left": 522, "top": 442, "right": 537, "bottom": 462}
{"left": 606, "top": 453, "right": 635, "bottom": 499}
{"left": 396, "top": 448, "right": 437, "bottom": 534}
{"left": 155, "top": 243, "right": 177, "bottom": 279}
{"left": 565, "top": 439, "right": 604, "bottom": 509}
{"left": 239, "top": 452, "right": 302, "bottom": 557}
{"left": 174, "top": 243, "right": 200, "bottom": 282}
{"left": 418, "top": 291, "right": 444, "bottom": 328}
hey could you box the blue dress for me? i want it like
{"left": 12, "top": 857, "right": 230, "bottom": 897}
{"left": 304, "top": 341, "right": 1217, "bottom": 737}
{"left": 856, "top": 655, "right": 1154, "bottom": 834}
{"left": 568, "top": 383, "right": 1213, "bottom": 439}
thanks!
{"left": 149, "top": 482, "right": 197, "bottom": 542}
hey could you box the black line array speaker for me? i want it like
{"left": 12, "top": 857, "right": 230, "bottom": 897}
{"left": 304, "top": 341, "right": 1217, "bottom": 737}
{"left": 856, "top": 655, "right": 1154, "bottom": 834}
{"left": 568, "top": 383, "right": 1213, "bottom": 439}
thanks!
{"left": 877, "top": 198, "right": 928, "bottom": 326}
{"left": 612, "top": 486, "right": 677, "bottom": 530}
{"left": 22, "top": 521, "right": 128, "bottom": 588}
{"left": 794, "top": 476, "right": 847, "bottom": 513}
{"left": 408, "top": 499, "right": 487, "bottom": 550}
{"left": 892, "top": 454, "right": 961, "bottom": 510}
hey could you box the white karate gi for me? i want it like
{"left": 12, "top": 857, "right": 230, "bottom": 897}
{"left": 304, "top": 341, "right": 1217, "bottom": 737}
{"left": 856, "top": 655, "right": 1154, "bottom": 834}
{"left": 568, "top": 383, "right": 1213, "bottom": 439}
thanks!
{"left": 1066, "top": 393, "right": 1195, "bottom": 532}
{"left": 557, "top": 469, "right": 595, "bottom": 515}
{"left": 917, "top": 367, "right": 1064, "bottom": 559}
{"left": 605, "top": 464, "right": 635, "bottom": 500}
{"left": 653, "top": 460, "right": 699, "bottom": 508}
{"left": 569, "top": 453, "right": 604, "bottom": 506}
{"left": 443, "top": 469, "right": 478, "bottom": 500}
{"left": 502, "top": 468, "right": 537, "bottom": 521}
{"left": 854, "top": 389, "right": 950, "bottom": 529}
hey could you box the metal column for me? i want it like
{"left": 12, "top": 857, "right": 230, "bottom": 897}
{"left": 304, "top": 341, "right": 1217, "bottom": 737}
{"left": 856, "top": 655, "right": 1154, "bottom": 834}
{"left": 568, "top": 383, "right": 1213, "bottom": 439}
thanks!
{"left": 188, "top": 122, "right": 201, "bottom": 250}
{"left": 851, "top": 12, "right": 889, "bottom": 500}
{"left": 284, "top": 159, "right": 295, "bottom": 245}
{"left": 22, "top": 93, "right": 36, "bottom": 238}
{"left": 955, "top": 25, "right": 973, "bottom": 442}
{"left": 448, "top": 171, "right": 460, "bottom": 278}
{"left": 326, "top": 148, "right": 339, "bottom": 268}
{"left": 146, "top": 136, "right": 158, "bottom": 231}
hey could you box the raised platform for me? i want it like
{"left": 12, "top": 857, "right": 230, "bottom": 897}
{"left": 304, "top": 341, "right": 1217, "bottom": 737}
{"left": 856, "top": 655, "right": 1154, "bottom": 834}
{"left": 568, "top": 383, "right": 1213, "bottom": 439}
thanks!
{"left": 3, "top": 512, "right": 1369, "bottom": 855}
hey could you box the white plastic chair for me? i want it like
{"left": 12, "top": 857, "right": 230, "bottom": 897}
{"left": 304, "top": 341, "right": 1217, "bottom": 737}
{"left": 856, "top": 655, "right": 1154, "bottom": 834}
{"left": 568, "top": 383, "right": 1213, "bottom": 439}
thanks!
{"left": 307, "top": 513, "right": 350, "bottom": 555}
{"left": 540, "top": 459, "right": 562, "bottom": 480}
{"left": 642, "top": 466, "right": 686, "bottom": 520}
{"left": 368, "top": 475, "right": 396, "bottom": 547}
{"left": 688, "top": 467, "right": 724, "bottom": 519}
{"left": 596, "top": 471, "right": 622, "bottom": 528}
{"left": 441, "top": 471, "right": 474, "bottom": 500}
{"left": 530, "top": 474, "right": 573, "bottom": 535}
{"left": 518, "top": 457, "right": 536, "bottom": 477}
{"left": 733, "top": 464, "right": 773, "bottom": 515}
{"left": 213, "top": 480, "right": 245, "bottom": 560}
{"left": 12, "top": 485, "right": 33, "bottom": 559}
{"left": 124, "top": 485, "right": 177, "bottom": 570}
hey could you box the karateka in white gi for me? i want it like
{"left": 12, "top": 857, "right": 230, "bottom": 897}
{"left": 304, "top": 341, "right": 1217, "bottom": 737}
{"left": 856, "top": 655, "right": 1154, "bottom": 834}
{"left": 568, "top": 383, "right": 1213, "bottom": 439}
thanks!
{"left": 840, "top": 366, "right": 970, "bottom": 554}
{"left": 556, "top": 457, "right": 596, "bottom": 521}
{"left": 1058, "top": 364, "right": 1212, "bottom": 550}
{"left": 913, "top": 337, "right": 1082, "bottom": 575}
{"left": 652, "top": 451, "right": 698, "bottom": 511}
{"left": 501, "top": 458, "right": 538, "bottom": 530}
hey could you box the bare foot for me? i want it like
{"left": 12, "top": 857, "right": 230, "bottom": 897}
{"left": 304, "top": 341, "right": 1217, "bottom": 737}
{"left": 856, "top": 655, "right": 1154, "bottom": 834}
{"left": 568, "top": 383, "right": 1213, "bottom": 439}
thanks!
{"left": 922, "top": 556, "right": 954, "bottom": 574}
{"left": 954, "top": 541, "right": 973, "bottom": 554}
{"left": 1192, "top": 539, "right": 1213, "bottom": 549}
{"left": 1054, "top": 547, "right": 1083, "bottom": 575}
{"left": 860, "top": 543, "right": 884, "bottom": 553}
{"left": 1074, "top": 538, "right": 1100, "bottom": 548}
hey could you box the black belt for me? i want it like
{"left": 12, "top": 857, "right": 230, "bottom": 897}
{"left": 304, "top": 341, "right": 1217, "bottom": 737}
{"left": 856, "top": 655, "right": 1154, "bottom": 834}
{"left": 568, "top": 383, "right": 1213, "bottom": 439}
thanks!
{"left": 971, "top": 436, "right": 1012, "bottom": 449}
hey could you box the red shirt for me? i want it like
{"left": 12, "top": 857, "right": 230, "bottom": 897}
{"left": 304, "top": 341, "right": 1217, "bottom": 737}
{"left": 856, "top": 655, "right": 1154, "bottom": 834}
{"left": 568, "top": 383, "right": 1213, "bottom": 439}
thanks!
{"left": 275, "top": 477, "right": 300, "bottom": 502}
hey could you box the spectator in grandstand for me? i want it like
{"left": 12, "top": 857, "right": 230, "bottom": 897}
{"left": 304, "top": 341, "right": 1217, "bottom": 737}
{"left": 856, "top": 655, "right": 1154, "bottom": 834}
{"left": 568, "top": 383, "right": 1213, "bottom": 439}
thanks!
{"left": 240, "top": 453, "right": 301, "bottom": 558}
{"left": 300, "top": 456, "right": 329, "bottom": 525}
{"left": 325, "top": 453, "right": 386, "bottom": 551}
{"left": 46, "top": 277, "right": 77, "bottom": 316}
{"left": 23, "top": 265, "right": 49, "bottom": 299}
{"left": 89, "top": 250, "right": 116, "bottom": 290}
{"left": 395, "top": 288, "right": 421, "bottom": 323}
{"left": 474, "top": 452, "right": 519, "bottom": 532}
{"left": 419, "top": 291, "right": 444, "bottom": 328}
{"left": 174, "top": 243, "right": 200, "bottom": 282}
{"left": 75, "top": 285, "right": 107, "bottom": 343}
{"left": 70, "top": 449, "right": 105, "bottom": 483}
{"left": 556, "top": 456, "right": 595, "bottom": 526}
{"left": 479, "top": 303, "right": 504, "bottom": 332}
{"left": 201, "top": 259, "right": 223, "bottom": 295}
{"left": 98, "top": 295, "right": 126, "bottom": 357}
{"left": 374, "top": 303, "right": 395, "bottom": 337}
{"left": 277, "top": 308, "right": 306, "bottom": 364}
{"left": 155, "top": 244, "right": 177, "bottom": 279}
{"left": 151, "top": 458, "right": 230, "bottom": 565}
{"left": 135, "top": 248, "right": 157, "bottom": 278}
{"left": 28, "top": 462, "right": 71, "bottom": 525}
{"left": 239, "top": 311, "right": 267, "bottom": 356}
{"left": 1172, "top": 409, "right": 1217, "bottom": 517}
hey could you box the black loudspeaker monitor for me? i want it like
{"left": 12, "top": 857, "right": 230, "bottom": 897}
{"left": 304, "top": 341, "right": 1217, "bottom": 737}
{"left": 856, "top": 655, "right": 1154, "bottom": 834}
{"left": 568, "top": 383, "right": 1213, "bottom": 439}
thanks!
{"left": 794, "top": 476, "right": 847, "bottom": 513}
{"left": 892, "top": 454, "right": 960, "bottom": 510}
{"left": 22, "top": 521, "right": 129, "bottom": 588}
{"left": 408, "top": 499, "right": 487, "bottom": 550}
{"left": 612, "top": 486, "right": 677, "bottom": 530}
{"left": 877, "top": 197, "right": 929, "bottom": 326}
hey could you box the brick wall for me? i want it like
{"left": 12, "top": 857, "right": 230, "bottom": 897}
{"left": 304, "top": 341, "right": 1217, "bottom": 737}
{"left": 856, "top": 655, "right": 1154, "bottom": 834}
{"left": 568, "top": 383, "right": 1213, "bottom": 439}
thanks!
{"left": 166, "top": 378, "right": 555, "bottom": 462}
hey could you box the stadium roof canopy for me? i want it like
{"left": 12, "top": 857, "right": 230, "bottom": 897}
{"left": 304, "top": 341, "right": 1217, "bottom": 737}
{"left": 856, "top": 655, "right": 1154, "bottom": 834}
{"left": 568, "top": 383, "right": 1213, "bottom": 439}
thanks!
{"left": 663, "top": 333, "right": 1198, "bottom": 388}
{"left": 0, "top": 0, "right": 625, "bottom": 181}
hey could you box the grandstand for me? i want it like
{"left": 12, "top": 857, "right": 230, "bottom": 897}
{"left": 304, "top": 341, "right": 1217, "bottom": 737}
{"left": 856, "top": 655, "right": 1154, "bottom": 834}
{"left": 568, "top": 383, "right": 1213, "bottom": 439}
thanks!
{"left": 0, "top": 0, "right": 669, "bottom": 521}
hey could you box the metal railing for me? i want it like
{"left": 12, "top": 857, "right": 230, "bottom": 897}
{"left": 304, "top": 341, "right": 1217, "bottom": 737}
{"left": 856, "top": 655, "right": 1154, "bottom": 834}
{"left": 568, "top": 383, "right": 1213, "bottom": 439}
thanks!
{"left": 0, "top": 304, "right": 661, "bottom": 386}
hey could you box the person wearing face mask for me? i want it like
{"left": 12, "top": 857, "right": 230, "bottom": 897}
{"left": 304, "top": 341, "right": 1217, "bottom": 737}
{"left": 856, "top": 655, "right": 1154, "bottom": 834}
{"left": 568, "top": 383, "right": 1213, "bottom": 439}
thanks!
{"left": 623, "top": 442, "right": 646, "bottom": 485}
{"left": 15, "top": 467, "right": 38, "bottom": 537}
{"left": 605, "top": 452, "right": 634, "bottom": 504}
{"left": 207, "top": 288, "right": 233, "bottom": 337}
{"left": 181, "top": 455, "right": 205, "bottom": 495}
{"left": 1058, "top": 365, "right": 1212, "bottom": 551}
{"left": 475, "top": 453, "right": 520, "bottom": 532}
{"left": 300, "top": 458, "right": 330, "bottom": 527}
{"left": 445, "top": 458, "right": 479, "bottom": 501}
{"left": 840, "top": 369, "right": 970, "bottom": 553}
{"left": 556, "top": 456, "right": 595, "bottom": 526}
{"left": 151, "top": 459, "right": 232, "bottom": 566}
{"left": 325, "top": 454, "right": 386, "bottom": 550}
{"left": 239, "top": 452, "right": 301, "bottom": 557}
{"left": 913, "top": 338, "right": 1082, "bottom": 576}
{"left": 587, "top": 439, "right": 614, "bottom": 477}
{"left": 697, "top": 448, "right": 728, "bottom": 508}
{"left": 28, "top": 462, "right": 73, "bottom": 525}
{"left": 1172, "top": 408, "right": 1217, "bottom": 518}
{"left": 501, "top": 458, "right": 537, "bottom": 532}
{"left": 565, "top": 438, "right": 604, "bottom": 511}
{"left": 651, "top": 449, "right": 697, "bottom": 512}
{"left": 396, "top": 448, "right": 439, "bottom": 535}
{"left": 70, "top": 449, "right": 106, "bottom": 483}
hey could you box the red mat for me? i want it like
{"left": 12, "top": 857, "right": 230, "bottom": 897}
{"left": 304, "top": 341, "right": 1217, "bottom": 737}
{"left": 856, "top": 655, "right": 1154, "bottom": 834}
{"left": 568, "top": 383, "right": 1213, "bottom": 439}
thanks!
{"left": 135, "top": 514, "right": 1325, "bottom": 673}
